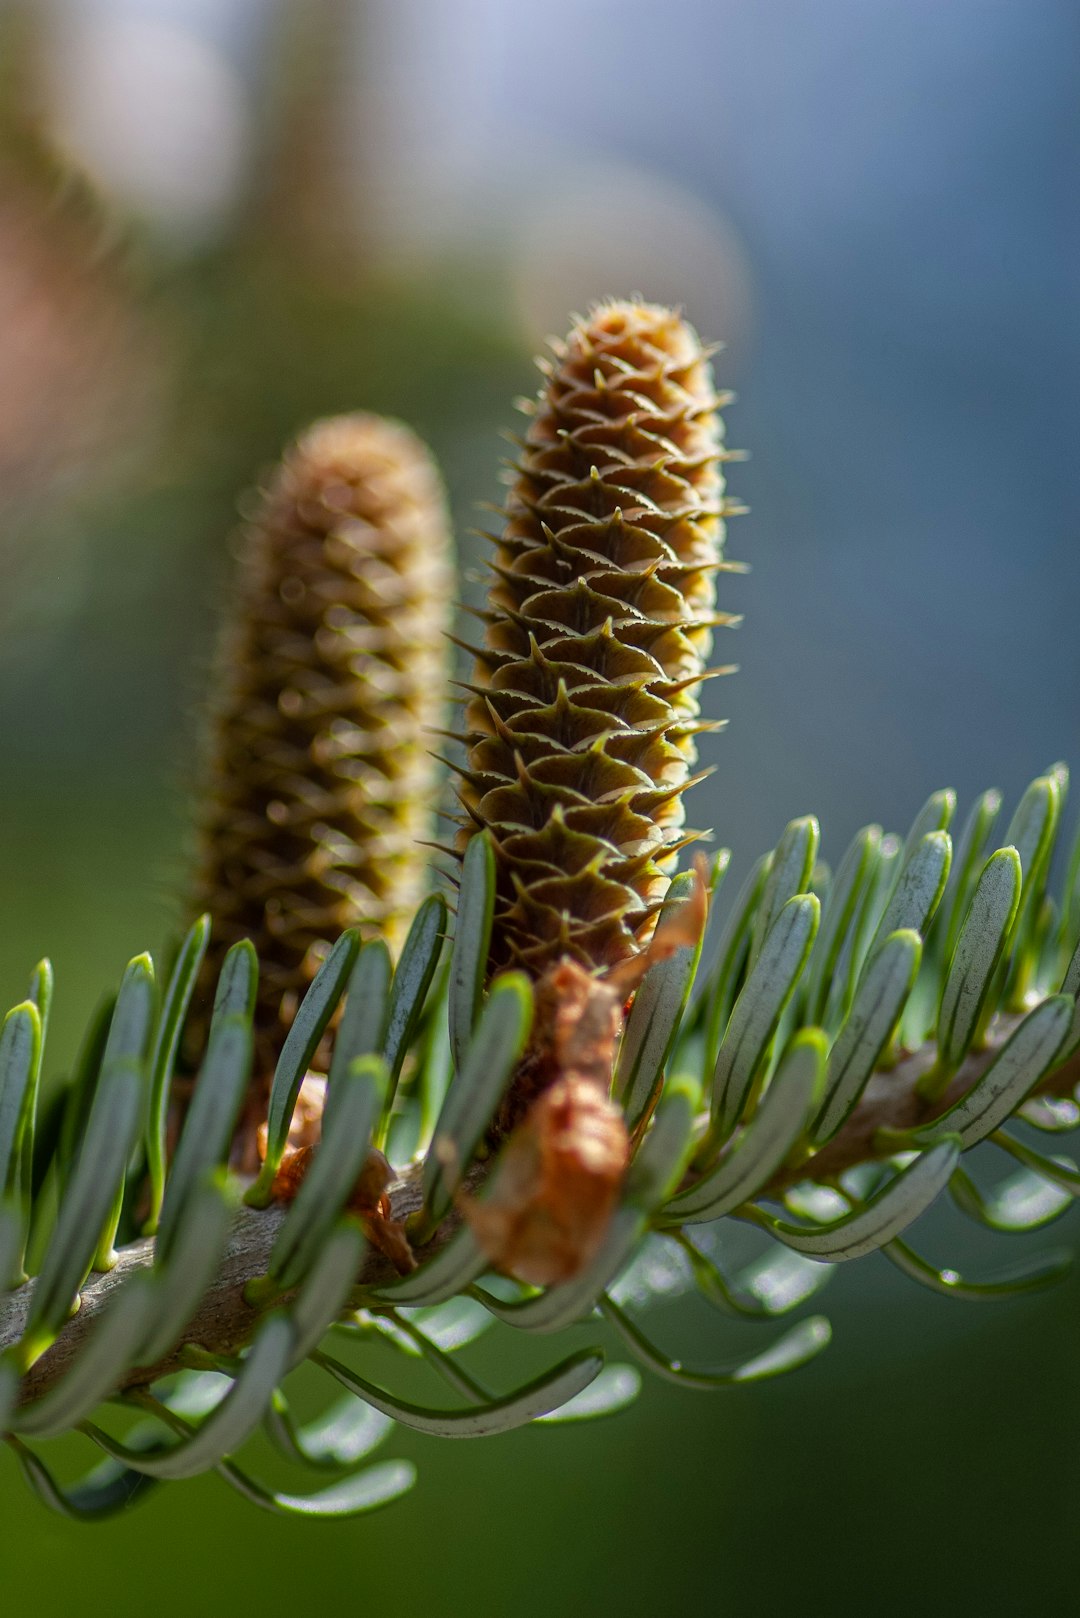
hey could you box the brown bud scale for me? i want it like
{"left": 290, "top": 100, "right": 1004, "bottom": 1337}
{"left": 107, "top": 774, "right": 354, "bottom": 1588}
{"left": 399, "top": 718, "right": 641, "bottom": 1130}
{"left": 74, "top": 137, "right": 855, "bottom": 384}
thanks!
{"left": 463, "top": 1074, "right": 630, "bottom": 1288}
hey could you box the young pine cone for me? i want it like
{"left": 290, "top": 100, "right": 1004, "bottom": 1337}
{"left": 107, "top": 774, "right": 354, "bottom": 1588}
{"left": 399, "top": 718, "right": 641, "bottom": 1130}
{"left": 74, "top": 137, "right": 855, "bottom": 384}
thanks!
{"left": 191, "top": 412, "right": 453, "bottom": 1084}
{"left": 457, "top": 299, "right": 739, "bottom": 976}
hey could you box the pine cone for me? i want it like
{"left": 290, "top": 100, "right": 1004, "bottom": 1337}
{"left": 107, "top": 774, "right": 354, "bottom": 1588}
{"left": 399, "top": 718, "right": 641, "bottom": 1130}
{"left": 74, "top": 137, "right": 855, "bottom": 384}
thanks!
{"left": 457, "top": 299, "right": 738, "bottom": 976}
{"left": 191, "top": 412, "right": 453, "bottom": 1084}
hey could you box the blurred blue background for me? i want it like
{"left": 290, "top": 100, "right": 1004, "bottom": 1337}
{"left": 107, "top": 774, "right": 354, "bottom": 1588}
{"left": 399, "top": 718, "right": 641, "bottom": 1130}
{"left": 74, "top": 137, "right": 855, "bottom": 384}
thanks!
{"left": 0, "top": 1, "right": 1076, "bottom": 1611}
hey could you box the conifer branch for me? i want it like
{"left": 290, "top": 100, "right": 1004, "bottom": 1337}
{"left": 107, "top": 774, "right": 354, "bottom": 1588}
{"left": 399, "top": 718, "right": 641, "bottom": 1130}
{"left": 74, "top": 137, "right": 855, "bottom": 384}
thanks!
{"left": 2, "top": 304, "right": 1078, "bottom": 1524}
{"left": 5, "top": 1030, "right": 1076, "bottom": 1404}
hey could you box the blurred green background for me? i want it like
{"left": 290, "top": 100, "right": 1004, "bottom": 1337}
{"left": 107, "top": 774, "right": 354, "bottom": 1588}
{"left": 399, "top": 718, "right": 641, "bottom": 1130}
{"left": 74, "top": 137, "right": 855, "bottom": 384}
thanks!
{"left": 0, "top": 0, "right": 1077, "bottom": 1611}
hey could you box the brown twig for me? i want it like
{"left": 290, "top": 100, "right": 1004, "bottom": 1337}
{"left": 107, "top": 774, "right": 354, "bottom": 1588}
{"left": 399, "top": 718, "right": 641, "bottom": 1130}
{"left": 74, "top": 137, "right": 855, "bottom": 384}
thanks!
{"left": 770, "top": 1017, "right": 1080, "bottom": 1193}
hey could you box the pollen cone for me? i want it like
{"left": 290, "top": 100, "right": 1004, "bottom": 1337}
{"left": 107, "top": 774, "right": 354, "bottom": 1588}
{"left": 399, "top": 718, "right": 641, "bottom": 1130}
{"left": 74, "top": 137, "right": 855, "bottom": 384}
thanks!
{"left": 191, "top": 412, "right": 453, "bottom": 1084}
{"left": 458, "top": 300, "right": 737, "bottom": 975}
